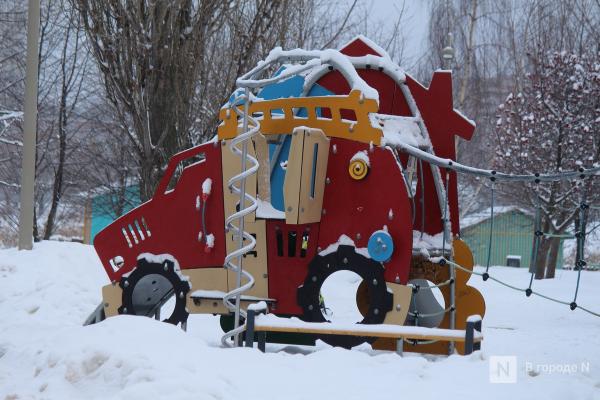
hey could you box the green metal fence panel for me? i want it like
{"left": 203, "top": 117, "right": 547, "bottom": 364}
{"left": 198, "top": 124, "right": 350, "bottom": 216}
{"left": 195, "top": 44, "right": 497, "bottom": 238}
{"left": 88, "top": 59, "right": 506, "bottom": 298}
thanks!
{"left": 462, "top": 210, "right": 564, "bottom": 269}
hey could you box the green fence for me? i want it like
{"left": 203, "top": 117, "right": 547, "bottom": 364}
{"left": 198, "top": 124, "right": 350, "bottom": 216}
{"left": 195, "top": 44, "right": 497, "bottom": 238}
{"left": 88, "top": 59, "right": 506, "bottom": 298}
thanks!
{"left": 461, "top": 210, "right": 564, "bottom": 269}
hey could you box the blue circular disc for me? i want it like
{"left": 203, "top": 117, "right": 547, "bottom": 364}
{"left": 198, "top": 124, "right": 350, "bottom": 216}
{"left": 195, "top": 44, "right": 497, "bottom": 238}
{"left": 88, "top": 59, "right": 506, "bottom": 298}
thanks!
{"left": 367, "top": 230, "right": 394, "bottom": 262}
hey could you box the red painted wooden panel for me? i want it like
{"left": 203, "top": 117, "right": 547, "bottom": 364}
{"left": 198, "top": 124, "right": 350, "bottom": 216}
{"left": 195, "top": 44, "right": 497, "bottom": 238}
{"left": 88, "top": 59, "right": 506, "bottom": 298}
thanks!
{"left": 266, "top": 221, "right": 320, "bottom": 316}
{"left": 315, "top": 37, "right": 476, "bottom": 236}
{"left": 317, "top": 138, "right": 413, "bottom": 284}
{"left": 406, "top": 72, "right": 475, "bottom": 235}
{"left": 94, "top": 142, "right": 226, "bottom": 282}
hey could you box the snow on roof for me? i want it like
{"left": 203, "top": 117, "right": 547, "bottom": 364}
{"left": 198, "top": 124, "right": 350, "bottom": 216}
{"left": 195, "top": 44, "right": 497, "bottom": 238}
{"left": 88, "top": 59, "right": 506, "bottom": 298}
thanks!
{"left": 238, "top": 47, "right": 380, "bottom": 103}
{"left": 461, "top": 206, "right": 532, "bottom": 229}
{"left": 374, "top": 114, "right": 429, "bottom": 148}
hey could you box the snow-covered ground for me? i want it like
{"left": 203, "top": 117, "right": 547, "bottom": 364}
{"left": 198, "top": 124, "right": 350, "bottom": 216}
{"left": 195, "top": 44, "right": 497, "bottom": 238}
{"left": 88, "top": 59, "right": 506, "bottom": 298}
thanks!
{"left": 1, "top": 241, "right": 599, "bottom": 399}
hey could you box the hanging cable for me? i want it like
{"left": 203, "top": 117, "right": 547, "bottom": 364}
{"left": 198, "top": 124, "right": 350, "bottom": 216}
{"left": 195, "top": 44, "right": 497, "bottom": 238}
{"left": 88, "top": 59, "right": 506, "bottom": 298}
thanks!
{"left": 527, "top": 180, "right": 542, "bottom": 295}
{"left": 483, "top": 177, "right": 496, "bottom": 278}
{"left": 572, "top": 199, "right": 589, "bottom": 309}
{"left": 432, "top": 257, "right": 600, "bottom": 318}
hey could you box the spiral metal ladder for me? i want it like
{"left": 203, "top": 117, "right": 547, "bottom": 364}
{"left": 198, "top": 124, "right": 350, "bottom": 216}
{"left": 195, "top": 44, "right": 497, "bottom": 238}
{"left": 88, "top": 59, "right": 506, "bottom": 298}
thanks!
{"left": 221, "top": 88, "right": 261, "bottom": 347}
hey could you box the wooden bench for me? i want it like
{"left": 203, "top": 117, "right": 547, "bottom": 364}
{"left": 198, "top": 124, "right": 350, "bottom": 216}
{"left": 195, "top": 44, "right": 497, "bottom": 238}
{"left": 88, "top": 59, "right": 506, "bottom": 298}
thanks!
{"left": 244, "top": 309, "right": 483, "bottom": 355}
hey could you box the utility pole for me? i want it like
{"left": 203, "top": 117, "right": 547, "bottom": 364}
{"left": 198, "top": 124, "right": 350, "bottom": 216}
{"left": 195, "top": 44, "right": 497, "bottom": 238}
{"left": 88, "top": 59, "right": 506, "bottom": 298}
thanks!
{"left": 18, "top": 0, "right": 41, "bottom": 250}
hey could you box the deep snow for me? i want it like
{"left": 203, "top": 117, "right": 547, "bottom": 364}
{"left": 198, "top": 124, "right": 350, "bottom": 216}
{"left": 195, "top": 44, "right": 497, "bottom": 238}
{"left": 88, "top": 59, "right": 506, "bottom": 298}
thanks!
{"left": 0, "top": 241, "right": 599, "bottom": 399}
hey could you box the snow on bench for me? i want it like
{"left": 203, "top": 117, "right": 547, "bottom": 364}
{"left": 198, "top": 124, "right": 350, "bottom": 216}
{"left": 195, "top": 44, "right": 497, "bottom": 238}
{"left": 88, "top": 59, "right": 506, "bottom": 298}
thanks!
{"left": 244, "top": 312, "right": 483, "bottom": 355}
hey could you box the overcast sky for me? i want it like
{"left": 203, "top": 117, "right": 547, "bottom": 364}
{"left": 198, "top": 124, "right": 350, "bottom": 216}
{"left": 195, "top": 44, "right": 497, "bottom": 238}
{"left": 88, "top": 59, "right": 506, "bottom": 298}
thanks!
{"left": 363, "top": 0, "right": 430, "bottom": 65}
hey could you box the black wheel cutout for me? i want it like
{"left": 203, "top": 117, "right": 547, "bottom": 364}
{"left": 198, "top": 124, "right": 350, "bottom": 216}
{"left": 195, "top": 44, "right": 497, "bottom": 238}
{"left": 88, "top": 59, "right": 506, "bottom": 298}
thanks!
{"left": 297, "top": 245, "right": 393, "bottom": 348}
{"left": 119, "top": 257, "right": 190, "bottom": 326}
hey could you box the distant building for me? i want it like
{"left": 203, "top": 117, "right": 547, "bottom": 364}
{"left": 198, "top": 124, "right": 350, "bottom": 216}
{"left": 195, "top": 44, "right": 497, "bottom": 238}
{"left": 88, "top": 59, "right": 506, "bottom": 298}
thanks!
{"left": 83, "top": 185, "right": 140, "bottom": 244}
{"left": 460, "top": 207, "right": 564, "bottom": 269}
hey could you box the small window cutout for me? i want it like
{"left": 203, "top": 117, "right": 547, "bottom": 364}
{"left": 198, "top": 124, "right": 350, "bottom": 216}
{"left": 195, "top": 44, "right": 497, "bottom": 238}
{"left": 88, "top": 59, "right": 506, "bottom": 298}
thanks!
{"left": 270, "top": 108, "right": 285, "bottom": 119}
{"left": 128, "top": 224, "right": 139, "bottom": 244}
{"left": 134, "top": 220, "right": 145, "bottom": 241}
{"left": 122, "top": 228, "right": 133, "bottom": 248}
{"left": 164, "top": 152, "right": 206, "bottom": 193}
{"left": 310, "top": 143, "right": 319, "bottom": 199}
{"left": 300, "top": 231, "right": 309, "bottom": 258}
{"left": 276, "top": 228, "right": 284, "bottom": 257}
{"left": 340, "top": 108, "right": 357, "bottom": 121}
{"left": 109, "top": 256, "right": 125, "bottom": 272}
{"left": 141, "top": 217, "right": 152, "bottom": 237}
{"left": 317, "top": 107, "right": 332, "bottom": 119}
{"left": 288, "top": 231, "right": 297, "bottom": 257}
{"left": 293, "top": 107, "right": 308, "bottom": 117}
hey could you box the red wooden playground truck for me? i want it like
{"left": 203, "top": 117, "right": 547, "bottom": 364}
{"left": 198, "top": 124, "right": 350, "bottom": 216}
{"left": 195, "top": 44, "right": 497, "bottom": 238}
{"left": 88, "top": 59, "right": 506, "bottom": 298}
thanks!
{"left": 90, "top": 37, "right": 485, "bottom": 353}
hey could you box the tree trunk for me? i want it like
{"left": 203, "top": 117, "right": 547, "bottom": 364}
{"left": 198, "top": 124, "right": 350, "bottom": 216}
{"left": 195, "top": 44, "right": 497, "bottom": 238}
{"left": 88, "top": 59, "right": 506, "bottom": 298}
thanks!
{"left": 43, "top": 94, "right": 67, "bottom": 240}
{"left": 139, "top": 157, "right": 157, "bottom": 202}
{"left": 544, "top": 237, "right": 561, "bottom": 279}
{"left": 534, "top": 236, "right": 551, "bottom": 279}
{"left": 32, "top": 206, "right": 40, "bottom": 242}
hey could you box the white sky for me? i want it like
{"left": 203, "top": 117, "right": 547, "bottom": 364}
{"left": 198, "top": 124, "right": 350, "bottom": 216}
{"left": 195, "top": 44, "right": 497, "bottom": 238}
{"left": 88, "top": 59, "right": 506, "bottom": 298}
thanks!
{"left": 369, "top": 0, "right": 430, "bottom": 63}
{"left": 346, "top": 0, "right": 430, "bottom": 67}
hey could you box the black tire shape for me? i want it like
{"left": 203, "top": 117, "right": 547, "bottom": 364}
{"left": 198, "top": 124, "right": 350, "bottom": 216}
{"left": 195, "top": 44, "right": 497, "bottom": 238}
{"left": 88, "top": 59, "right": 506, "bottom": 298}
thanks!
{"left": 297, "top": 245, "right": 393, "bottom": 348}
{"left": 119, "top": 257, "right": 190, "bottom": 325}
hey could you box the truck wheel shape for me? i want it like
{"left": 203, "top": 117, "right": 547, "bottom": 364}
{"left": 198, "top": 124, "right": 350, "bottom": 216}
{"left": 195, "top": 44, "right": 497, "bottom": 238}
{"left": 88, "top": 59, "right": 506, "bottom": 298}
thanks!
{"left": 118, "top": 257, "right": 190, "bottom": 326}
{"left": 297, "top": 245, "right": 393, "bottom": 348}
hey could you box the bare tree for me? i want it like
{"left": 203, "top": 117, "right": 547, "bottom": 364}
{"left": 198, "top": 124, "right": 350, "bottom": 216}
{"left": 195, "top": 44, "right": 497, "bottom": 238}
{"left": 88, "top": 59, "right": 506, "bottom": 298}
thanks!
{"left": 73, "top": 0, "right": 229, "bottom": 201}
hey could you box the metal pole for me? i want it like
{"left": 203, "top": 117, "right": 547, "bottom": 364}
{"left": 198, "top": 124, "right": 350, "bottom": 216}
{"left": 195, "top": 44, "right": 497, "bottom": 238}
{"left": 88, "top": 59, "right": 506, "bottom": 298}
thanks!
{"left": 18, "top": 0, "right": 41, "bottom": 250}
{"left": 233, "top": 87, "right": 250, "bottom": 346}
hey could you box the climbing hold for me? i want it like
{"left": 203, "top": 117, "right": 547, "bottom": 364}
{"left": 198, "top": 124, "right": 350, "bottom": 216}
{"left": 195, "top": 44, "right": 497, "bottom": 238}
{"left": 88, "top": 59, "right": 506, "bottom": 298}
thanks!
{"left": 349, "top": 159, "right": 368, "bottom": 180}
{"left": 367, "top": 230, "right": 394, "bottom": 262}
{"left": 349, "top": 157, "right": 369, "bottom": 180}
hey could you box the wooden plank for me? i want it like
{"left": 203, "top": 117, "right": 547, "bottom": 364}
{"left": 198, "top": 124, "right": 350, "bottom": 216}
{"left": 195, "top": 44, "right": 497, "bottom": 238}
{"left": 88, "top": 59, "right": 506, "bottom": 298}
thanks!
{"left": 101, "top": 283, "right": 122, "bottom": 318}
{"left": 297, "top": 128, "right": 329, "bottom": 224}
{"left": 184, "top": 268, "right": 228, "bottom": 314}
{"left": 221, "top": 139, "right": 256, "bottom": 225}
{"left": 381, "top": 283, "right": 412, "bottom": 325}
{"left": 253, "top": 320, "right": 482, "bottom": 342}
{"left": 226, "top": 219, "right": 269, "bottom": 299}
{"left": 283, "top": 129, "right": 304, "bottom": 224}
{"left": 253, "top": 132, "right": 271, "bottom": 203}
{"left": 185, "top": 267, "right": 228, "bottom": 292}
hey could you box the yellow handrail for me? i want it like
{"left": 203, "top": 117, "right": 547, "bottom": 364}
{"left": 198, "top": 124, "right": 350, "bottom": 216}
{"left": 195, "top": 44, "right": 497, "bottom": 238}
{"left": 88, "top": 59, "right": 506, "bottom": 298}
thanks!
{"left": 218, "top": 90, "right": 383, "bottom": 145}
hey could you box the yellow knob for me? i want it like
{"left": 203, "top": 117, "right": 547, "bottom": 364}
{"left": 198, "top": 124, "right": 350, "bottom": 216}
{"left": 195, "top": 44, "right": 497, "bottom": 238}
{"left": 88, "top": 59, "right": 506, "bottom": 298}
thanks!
{"left": 349, "top": 159, "right": 368, "bottom": 180}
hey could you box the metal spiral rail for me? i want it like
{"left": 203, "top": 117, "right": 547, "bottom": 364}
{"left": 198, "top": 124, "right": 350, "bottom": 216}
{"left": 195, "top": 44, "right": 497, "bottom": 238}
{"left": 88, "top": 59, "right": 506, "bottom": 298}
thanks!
{"left": 221, "top": 89, "right": 260, "bottom": 347}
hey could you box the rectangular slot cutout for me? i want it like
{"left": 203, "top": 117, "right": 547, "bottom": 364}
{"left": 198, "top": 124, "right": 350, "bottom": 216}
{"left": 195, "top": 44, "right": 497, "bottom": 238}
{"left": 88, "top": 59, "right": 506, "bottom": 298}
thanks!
{"left": 122, "top": 228, "right": 132, "bottom": 248}
{"left": 288, "top": 231, "right": 297, "bottom": 257}
{"left": 134, "top": 220, "right": 145, "bottom": 241}
{"left": 310, "top": 143, "right": 319, "bottom": 199}
{"left": 128, "top": 224, "right": 139, "bottom": 244}
{"left": 141, "top": 217, "right": 151, "bottom": 237}
{"left": 270, "top": 109, "right": 284, "bottom": 119}
{"left": 340, "top": 108, "right": 357, "bottom": 121}
{"left": 293, "top": 107, "right": 308, "bottom": 117}
{"left": 317, "top": 107, "right": 332, "bottom": 119}
{"left": 300, "top": 231, "right": 309, "bottom": 258}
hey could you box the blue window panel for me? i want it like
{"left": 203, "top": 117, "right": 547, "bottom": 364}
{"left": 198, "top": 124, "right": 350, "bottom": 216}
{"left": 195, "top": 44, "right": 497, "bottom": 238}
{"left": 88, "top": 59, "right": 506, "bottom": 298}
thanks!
{"left": 256, "top": 70, "right": 333, "bottom": 211}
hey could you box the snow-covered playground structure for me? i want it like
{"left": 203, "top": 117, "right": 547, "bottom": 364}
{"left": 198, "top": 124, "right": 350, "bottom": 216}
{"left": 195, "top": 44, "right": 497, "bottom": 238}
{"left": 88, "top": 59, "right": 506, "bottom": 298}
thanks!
{"left": 86, "top": 36, "right": 599, "bottom": 355}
